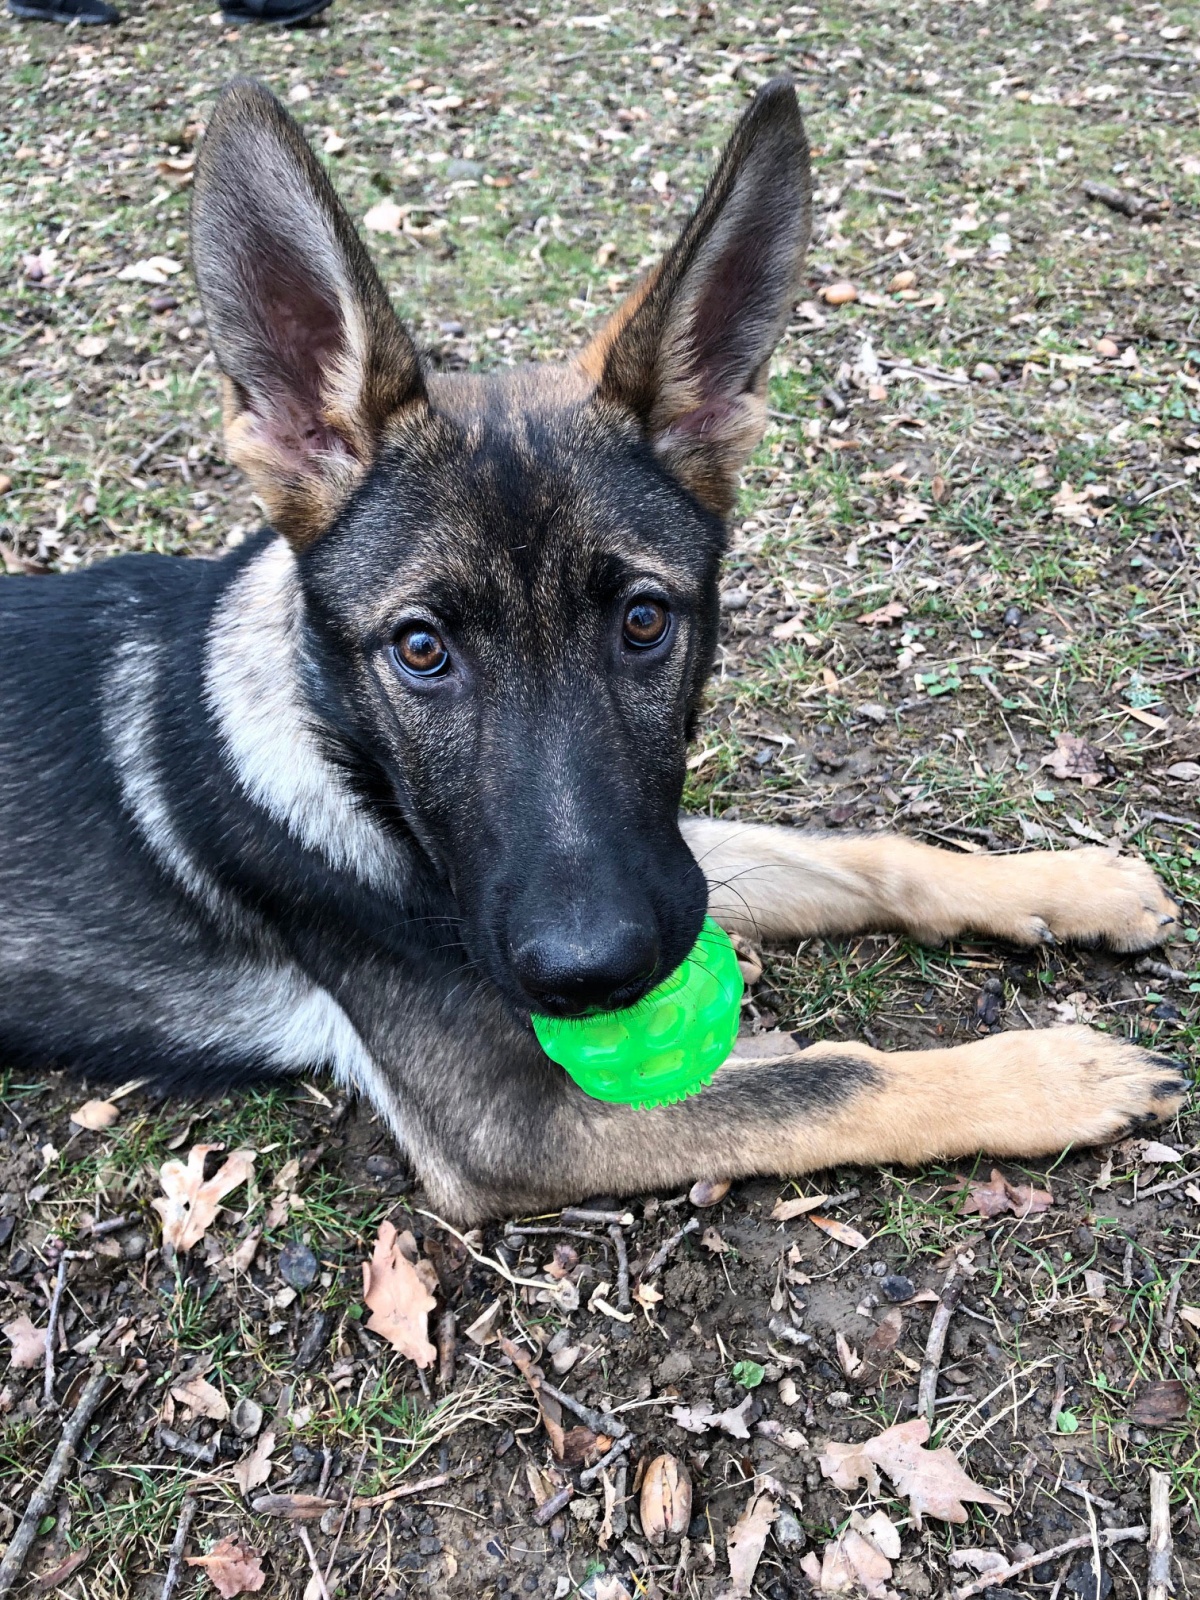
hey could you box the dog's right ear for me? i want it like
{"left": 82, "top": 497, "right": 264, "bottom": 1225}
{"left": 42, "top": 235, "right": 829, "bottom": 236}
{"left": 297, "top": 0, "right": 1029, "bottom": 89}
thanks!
{"left": 192, "top": 79, "right": 425, "bottom": 548}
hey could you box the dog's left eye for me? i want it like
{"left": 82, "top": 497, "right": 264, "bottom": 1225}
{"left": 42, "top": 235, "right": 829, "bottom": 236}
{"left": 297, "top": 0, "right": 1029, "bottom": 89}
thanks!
{"left": 623, "top": 599, "right": 671, "bottom": 650}
{"left": 392, "top": 624, "right": 450, "bottom": 679}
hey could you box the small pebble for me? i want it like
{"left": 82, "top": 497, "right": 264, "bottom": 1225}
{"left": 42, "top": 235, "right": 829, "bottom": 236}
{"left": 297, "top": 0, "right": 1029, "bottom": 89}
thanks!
{"left": 880, "top": 1274, "right": 914, "bottom": 1302}
{"left": 278, "top": 1241, "right": 318, "bottom": 1291}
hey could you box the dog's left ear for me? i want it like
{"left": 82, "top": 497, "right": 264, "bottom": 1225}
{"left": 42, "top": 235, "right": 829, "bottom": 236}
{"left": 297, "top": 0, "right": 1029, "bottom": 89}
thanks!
{"left": 578, "top": 78, "right": 810, "bottom": 514}
{"left": 192, "top": 78, "right": 426, "bottom": 547}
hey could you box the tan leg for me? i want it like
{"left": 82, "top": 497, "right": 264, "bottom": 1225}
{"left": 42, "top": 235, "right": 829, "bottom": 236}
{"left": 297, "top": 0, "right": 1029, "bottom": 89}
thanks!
{"left": 418, "top": 1024, "right": 1187, "bottom": 1221}
{"left": 682, "top": 817, "right": 1178, "bottom": 951}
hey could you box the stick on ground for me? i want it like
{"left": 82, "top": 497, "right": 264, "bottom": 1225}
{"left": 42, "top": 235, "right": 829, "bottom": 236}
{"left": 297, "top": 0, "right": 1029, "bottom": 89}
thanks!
{"left": 918, "top": 1257, "right": 969, "bottom": 1424}
{"left": 1147, "top": 1470, "right": 1173, "bottom": 1600}
{"left": 954, "top": 1527, "right": 1147, "bottom": 1600}
{"left": 0, "top": 1365, "right": 117, "bottom": 1599}
{"left": 159, "top": 1496, "right": 197, "bottom": 1600}
{"left": 43, "top": 1255, "right": 68, "bottom": 1406}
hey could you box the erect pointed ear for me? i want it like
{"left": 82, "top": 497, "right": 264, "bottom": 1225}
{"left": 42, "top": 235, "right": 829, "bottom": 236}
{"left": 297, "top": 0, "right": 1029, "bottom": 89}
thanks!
{"left": 192, "top": 78, "right": 426, "bottom": 547}
{"left": 578, "top": 78, "right": 810, "bottom": 515}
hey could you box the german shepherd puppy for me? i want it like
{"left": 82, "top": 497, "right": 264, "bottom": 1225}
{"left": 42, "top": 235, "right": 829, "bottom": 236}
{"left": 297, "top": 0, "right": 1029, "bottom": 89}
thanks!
{"left": 0, "top": 78, "right": 1185, "bottom": 1222}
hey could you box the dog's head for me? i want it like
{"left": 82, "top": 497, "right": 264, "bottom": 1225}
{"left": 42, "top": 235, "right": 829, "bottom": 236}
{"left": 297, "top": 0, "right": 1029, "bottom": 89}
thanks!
{"left": 192, "top": 78, "right": 810, "bottom": 1018}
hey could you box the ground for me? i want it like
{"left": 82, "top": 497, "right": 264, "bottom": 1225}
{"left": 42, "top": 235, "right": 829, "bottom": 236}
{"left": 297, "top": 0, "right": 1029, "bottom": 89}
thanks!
{"left": 0, "top": 0, "right": 1198, "bottom": 1597}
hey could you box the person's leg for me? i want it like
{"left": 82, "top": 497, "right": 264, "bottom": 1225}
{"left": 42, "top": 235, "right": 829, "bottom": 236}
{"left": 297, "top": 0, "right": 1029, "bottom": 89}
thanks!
{"left": 7, "top": 0, "right": 119, "bottom": 24}
{"left": 220, "top": 0, "right": 333, "bottom": 25}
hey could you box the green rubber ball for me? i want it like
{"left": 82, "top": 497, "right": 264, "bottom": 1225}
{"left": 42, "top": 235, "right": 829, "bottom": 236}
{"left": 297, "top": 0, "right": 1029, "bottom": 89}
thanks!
{"left": 531, "top": 917, "right": 744, "bottom": 1108}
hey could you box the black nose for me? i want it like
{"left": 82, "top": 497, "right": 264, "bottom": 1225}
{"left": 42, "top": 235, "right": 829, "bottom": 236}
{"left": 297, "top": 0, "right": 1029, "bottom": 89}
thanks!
{"left": 512, "top": 921, "right": 660, "bottom": 1015}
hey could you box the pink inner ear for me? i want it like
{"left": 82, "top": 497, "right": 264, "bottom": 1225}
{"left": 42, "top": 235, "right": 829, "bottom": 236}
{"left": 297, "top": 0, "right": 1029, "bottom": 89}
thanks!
{"left": 664, "top": 395, "right": 740, "bottom": 442}
{"left": 249, "top": 393, "right": 354, "bottom": 472}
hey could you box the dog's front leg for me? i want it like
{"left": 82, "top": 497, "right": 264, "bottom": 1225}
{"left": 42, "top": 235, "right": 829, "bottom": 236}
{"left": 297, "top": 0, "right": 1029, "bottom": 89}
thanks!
{"left": 406, "top": 1025, "right": 1186, "bottom": 1224}
{"left": 682, "top": 818, "right": 1178, "bottom": 952}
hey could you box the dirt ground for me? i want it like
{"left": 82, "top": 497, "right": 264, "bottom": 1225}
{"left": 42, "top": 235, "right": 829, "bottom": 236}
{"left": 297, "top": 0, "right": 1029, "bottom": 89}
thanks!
{"left": 1, "top": 0, "right": 1198, "bottom": 1597}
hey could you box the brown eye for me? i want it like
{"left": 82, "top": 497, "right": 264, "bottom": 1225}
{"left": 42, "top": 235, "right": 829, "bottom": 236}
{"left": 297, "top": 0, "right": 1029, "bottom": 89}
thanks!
{"left": 393, "top": 623, "right": 449, "bottom": 678}
{"left": 623, "top": 599, "right": 670, "bottom": 650}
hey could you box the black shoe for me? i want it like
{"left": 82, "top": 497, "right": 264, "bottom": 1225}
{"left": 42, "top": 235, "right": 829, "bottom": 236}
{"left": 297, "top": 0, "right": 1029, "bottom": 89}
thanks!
{"left": 221, "top": 0, "right": 331, "bottom": 23}
{"left": 7, "top": 0, "right": 120, "bottom": 20}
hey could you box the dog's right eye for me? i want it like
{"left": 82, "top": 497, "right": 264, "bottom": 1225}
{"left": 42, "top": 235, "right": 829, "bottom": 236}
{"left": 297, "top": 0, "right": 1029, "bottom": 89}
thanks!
{"left": 392, "top": 624, "right": 450, "bottom": 679}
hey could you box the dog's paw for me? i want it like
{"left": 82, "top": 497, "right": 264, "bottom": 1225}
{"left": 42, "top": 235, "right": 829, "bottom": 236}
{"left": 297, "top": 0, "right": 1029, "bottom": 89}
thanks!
{"left": 1005, "top": 1026, "right": 1190, "bottom": 1152}
{"left": 998, "top": 848, "right": 1179, "bottom": 953}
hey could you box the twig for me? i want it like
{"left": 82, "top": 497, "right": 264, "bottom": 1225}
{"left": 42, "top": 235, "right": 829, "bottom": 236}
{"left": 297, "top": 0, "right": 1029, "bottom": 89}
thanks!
{"left": 323, "top": 1446, "right": 367, "bottom": 1587}
{"left": 537, "top": 1377, "right": 628, "bottom": 1439}
{"left": 640, "top": 1217, "right": 699, "bottom": 1281}
{"left": 1050, "top": 1357, "right": 1069, "bottom": 1433}
{"left": 156, "top": 1427, "right": 216, "bottom": 1465}
{"left": 159, "top": 1495, "right": 197, "bottom": 1600}
{"left": 436, "top": 1309, "right": 456, "bottom": 1389}
{"left": 560, "top": 1208, "right": 634, "bottom": 1226}
{"left": 0, "top": 1365, "right": 117, "bottom": 1598}
{"left": 1135, "top": 959, "right": 1194, "bottom": 983}
{"left": 43, "top": 1255, "right": 68, "bottom": 1406}
{"left": 297, "top": 1527, "right": 331, "bottom": 1600}
{"left": 128, "top": 423, "right": 187, "bottom": 477}
{"left": 579, "top": 1435, "right": 633, "bottom": 1488}
{"left": 415, "top": 1208, "right": 564, "bottom": 1293}
{"left": 1081, "top": 180, "right": 1164, "bottom": 220}
{"left": 532, "top": 1484, "right": 574, "bottom": 1526}
{"left": 954, "top": 1528, "right": 1147, "bottom": 1600}
{"left": 86, "top": 1216, "right": 129, "bottom": 1239}
{"left": 1062, "top": 1481, "right": 1118, "bottom": 1513}
{"left": 1147, "top": 1470, "right": 1173, "bottom": 1600}
{"left": 918, "top": 1258, "right": 969, "bottom": 1424}
{"left": 1139, "top": 1168, "right": 1199, "bottom": 1201}
{"left": 354, "top": 1472, "right": 449, "bottom": 1510}
{"left": 608, "top": 1224, "right": 630, "bottom": 1313}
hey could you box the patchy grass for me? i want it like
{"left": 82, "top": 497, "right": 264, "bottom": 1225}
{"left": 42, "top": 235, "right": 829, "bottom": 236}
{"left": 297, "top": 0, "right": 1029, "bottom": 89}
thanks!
{"left": 2, "top": 0, "right": 1198, "bottom": 1595}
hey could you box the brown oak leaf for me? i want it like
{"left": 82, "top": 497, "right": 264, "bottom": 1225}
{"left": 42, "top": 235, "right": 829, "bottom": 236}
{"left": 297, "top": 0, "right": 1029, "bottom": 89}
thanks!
{"left": 818, "top": 1418, "right": 1009, "bottom": 1527}
{"left": 3, "top": 1314, "right": 47, "bottom": 1370}
{"left": 959, "top": 1169, "right": 1052, "bottom": 1220}
{"left": 726, "top": 1489, "right": 776, "bottom": 1596}
{"left": 151, "top": 1145, "right": 256, "bottom": 1253}
{"left": 1041, "top": 732, "right": 1114, "bottom": 790}
{"left": 362, "top": 1220, "right": 437, "bottom": 1368}
{"left": 185, "top": 1537, "right": 267, "bottom": 1598}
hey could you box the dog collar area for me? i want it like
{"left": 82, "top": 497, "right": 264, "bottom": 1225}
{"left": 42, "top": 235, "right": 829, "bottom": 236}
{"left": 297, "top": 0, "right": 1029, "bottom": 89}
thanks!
{"left": 530, "top": 917, "right": 744, "bottom": 1108}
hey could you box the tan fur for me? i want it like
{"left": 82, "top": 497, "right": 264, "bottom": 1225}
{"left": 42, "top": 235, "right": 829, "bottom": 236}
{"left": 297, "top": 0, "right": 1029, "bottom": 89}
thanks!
{"left": 683, "top": 818, "right": 1178, "bottom": 952}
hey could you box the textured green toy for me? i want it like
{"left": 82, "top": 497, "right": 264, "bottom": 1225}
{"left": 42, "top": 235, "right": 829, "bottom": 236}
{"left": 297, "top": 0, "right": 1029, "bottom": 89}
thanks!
{"left": 531, "top": 917, "right": 744, "bottom": 1108}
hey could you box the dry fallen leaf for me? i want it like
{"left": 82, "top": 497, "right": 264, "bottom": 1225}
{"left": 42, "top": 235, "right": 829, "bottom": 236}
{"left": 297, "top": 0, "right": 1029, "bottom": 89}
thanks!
{"left": 771, "top": 1192, "right": 829, "bottom": 1222}
{"left": 671, "top": 1393, "right": 754, "bottom": 1440}
{"left": 633, "top": 1280, "right": 663, "bottom": 1315}
{"left": 185, "top": 1538, "right": 267, "bottom": 1598}
{"left": 70, "top": 1098, "right": 120, "bottom": 1130}
{"left": 819, "top": 1418, "right": 1009, "bottom": 1527}
{"left": 809, "top": 1214, "right": 868, "bottom": 1250}
{"left": 726, "top": 1488, "right": 776, "bottom": 1596}
{"left": 170, "top": 1374, "right": 229, "bottom": 1422}
{"left": 151, "top": 1145, "right": 256, "bottom": 1254}
{"left": 858, "top": 600, "right": 908, "bottom": 627}
{"left": 1041, "top": 732, "right": 1114, "bottom": 790}
{"left": 640, "top": 1453, "right": 692, "bottom": 1547}
{"left": 1130, "top": 1379, "right": 1188, "bottom": 1425}
{"left": 857, "top": 1308, "right": 903, "bottom": 1388}
{"left": 689, "top": 1177, "right": 731, "bottom": 1207}
{"left": 500, "top": 1336, "right": 599, "bottom": 1464}
{"left": 232, "top": 1429, "right": 276, "bottom": 1497}
{"left": 949, "top": 1549, "right": 1010, "bottom": 1575}
{"left": 4, "top": 1314, "right": 47, "bottom": 1369}
{"left": 362, "top": 1220, "right": 437, "bottom": 1368}
{"left": 1140, "top": 1141, "right": 1182, "bottom": 1164}
{"left": 802, "top": 1516, "right": 898, "bottom": 1599}
{"left": 959, "top": 1170, "right": 1052, "bottom": 1220}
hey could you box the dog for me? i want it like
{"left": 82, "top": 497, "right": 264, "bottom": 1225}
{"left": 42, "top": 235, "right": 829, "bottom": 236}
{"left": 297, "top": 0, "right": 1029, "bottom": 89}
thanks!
{"left": 0, "top": 77, "right": 1186, "bottom": 1223}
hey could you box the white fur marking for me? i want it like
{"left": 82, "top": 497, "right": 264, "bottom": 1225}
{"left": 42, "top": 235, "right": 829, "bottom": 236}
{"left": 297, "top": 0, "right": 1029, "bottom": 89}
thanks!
{"left": 205, "top": 539, "right": 401, "bottom": 888}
